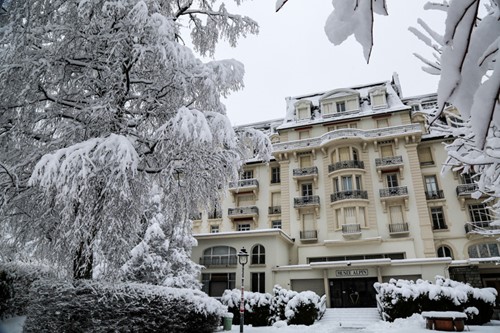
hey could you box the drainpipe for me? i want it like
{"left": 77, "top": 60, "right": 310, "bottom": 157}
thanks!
{"left": 323, "top": 269, "right": 331, "bottom": 308}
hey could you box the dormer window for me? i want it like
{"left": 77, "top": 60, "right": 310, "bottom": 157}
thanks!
{"left": 320, "top": 89, "right": 360, "bottom": 118}
{"left": 370, "top": 88, "right": 387, "bottom": 109}
{"left": 295, "top": 100, "right": 312, "bottom": 121}
{"left": 336, "top": 101, "right": 346, "bottom": 112}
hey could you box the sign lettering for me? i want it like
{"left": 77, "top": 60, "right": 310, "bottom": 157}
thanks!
{"left": 335, "top": 269, "right": 369, "bottom": 277}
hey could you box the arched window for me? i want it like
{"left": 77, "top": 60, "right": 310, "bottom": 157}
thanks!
{"left": 202, "top": 246, "right": 237, "bottom": 266}
{"left": 252, "top": 244, "right": 265, "bottom": 265}
{"left": 437, "top": 246, "right": 453, "bottom": 259}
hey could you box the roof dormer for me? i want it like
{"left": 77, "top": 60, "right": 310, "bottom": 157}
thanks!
{"left": 294, "top": 100, "right": 313, "bottom": 121}
{"left": 319, "top": 89, "right": 360, "bottom": 117}
{"left": 369, "top": 86, "right": 388, "bottom": 110}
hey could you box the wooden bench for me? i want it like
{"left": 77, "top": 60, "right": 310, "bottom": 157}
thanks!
{"left": 421, "top": 311, "right": 467, "bottom": 332}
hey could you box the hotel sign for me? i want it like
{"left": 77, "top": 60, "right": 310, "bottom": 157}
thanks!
{"left": 335, "top": 269, "right": 369, "bottom": 277}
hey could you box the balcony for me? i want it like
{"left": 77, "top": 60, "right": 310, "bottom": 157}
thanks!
{"left": 375, "top": 155, "right": 404, "bottom": 180}
{"left": 292, "top": 166, "right": 318, "bottom": 189}
{"left": 341, "top": 224, "right": 361, "bottom": 239}
{"left": 294, "top": 195, "right": 320, "bottom": 208}
{"left": 330, "top": 190, "right": 368, "bottom": 203}
{"left": 268, "top": 206, "right": 282, "bottom": 215}
{"left": 228, "top": 178, "right": 259, "bottom": 195}
{"left": 227, "top": 206, "right": 259, "bottom": 222}
{"left": 300, "top": 230, "right": 318, "bottom": 242}
{"left": 200, "top": 255, "right": 237, "bottom": 268}
{"left": 328, "top": 160, "right": 365, "bottom": 173}
{"left": 379, "top": 186, "right": 409, "bottom": 211}
{"left": 456, "top": 183, "right": 479, "bottom": 196}
{"left": 388, "top": 223, "right": 409, "bottom": 236}
{"left": 425, "top": 190, "right": 445, "bottom": 200}
{"left": 465, "top": 221, "right": 500, "bottom": 236}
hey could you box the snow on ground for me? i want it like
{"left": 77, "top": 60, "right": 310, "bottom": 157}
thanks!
{"left": 222, "top": 315, "right": 500, "bottom": 333}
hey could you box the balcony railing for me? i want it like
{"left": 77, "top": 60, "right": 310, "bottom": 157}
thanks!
{"left": 380, "top": 186, "right": 408, "bottom": 198}
{"left": 331, "top": 190, "right": 368, "bottom": 202}
{"left": 342, "top": 223, "right": 361, "bottom": 234}
{"left": 389, "top": 223, "right": 409, "bottom": 235}
{"left": 465, "top": 221, "right": 500, "bottom": 234}
{"left": 228, "top": 206, "right": 259, "bottom": 217}
{"left": 293, "top": 195, "right": 320, "bottom": 208}
{"left": 300, "top": 230, "right": 318, "bottom": 240}
{"left": 293, "top": 166, "right": 319, "bottom": 177}
{"left": 229, "top": 178, "right": 259, "bottom": 189}
{"left": 200, "top": 255, "right": 237, "bottom": 267}
{"left": 268, "top": 206, "right": 282, "bottom": 215}
{"left": 456, "top": 183, "right": 479, "bottom": 196}
{"left": 375, "top": 155, "right": 403, "bottom": 167}
{"left": 425, "top": 190, "right": 444, "bottom": 200}
{"left": 328, "top": 160, "right": 364, "bottom": 173}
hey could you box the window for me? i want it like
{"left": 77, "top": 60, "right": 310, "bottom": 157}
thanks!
{"left": 210, "top": 225, "right": 219, "bottom": 233}
{"left": 271, "top": 166, "right": 281, "bottom": 184}
{"left": 430, "top": 207, "right": 447, "bottom": 230}
{"left": 371, "top": 93, "right": 387, "bottom": 108}
{"left": 386, "top": 173, "right": 399, "bottom": 188}
{"left": 377, "top": 118, "right": 389, "bottom": 128}
{"left": 336, "top": 101, "right": 346, "bottom": 112}
{"left": 461, "top": 172, "right": 476, "bottom": 184}
{"left": 418, "top": 147, "right": 434, "bottom": 166}
{"left": 297, "top": 107, "right": 310, "bottom": 120}
{"left": 322, "top": 102, "right": 334, "bottom": 115}
{"left": 425, "top": 175, "right": 439, "bottom": 194}
{"left": 380, "top": 145, "right": 394, "bottom": 158}
{"left": 332, "top": 147, "right": 359, "bottom": 163}
{"left": 336, "top": 206, "right": 366, "bottom": 228}
{"left": 302, "top": 213, "right": 315, "bottom": 231}
{"left": 202, "top": 273, "right": 236, "bottom": 297}
{"left": 437, "top": 246, "right": 453, "bottom": 259}
{"left": 468, "top": 243, "right": 500, "bottom": 258}
{"left": 251, "top": 244, "right": 265, "bottom": 265}
{"left": 469, "top": 204, "right": 491, "bottom": 222}
{"left": 299, "top": 154, "right": 312, "bottom": 168}
{"left": 389, "top": 206, "right": 404, "bottom": 224}
{"left": 411, "top": 104, "right": 420, "bottom": 112}
{"left": 272, "top": 220, "right": 282, "bottom": 229}
{"left": 299, "top": 130, "right": 310, "bottom": 139}
{"left": 237, "top": 223, "right": 251, "bottom": 231}
{"left": 241, "top": 170, "right": 254, "bottom": 180}
{"left": 251, "top": 272, "right": 265, "bottom": 293}
{"left": 237, "top": 194, "right": 254, "bottom": 207}
{"left": 301, "top": 183, "right": 313, "bottom": 196}
{"left": 202, "top": 246, "right": 237, "bottom": 266}
{"left": 341, "top": 176, "right": 353, "bottom": 191}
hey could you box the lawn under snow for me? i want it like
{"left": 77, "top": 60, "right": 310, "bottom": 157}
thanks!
{"left": 1, "top": 315, "right": 500, "bottom": 333}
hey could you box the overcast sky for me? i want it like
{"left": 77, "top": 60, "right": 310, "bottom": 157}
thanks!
{"left": 208, "top": 0, "right": 445, "bottom": 126}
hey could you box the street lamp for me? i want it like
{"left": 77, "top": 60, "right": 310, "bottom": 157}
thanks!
{"left": 237, "top": 247, "right": 249, "bottom": 333}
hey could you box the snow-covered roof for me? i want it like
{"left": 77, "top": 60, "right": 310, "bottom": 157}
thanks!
{"left": 194, "top": 228, "right": 294, "bottom": 244}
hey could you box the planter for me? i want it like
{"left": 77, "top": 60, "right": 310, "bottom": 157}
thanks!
{"left": 453, "top": 319, "right": 464, "bottom": 332}
{"left": 434, "top": 318, "right": 454, "bottom": 331}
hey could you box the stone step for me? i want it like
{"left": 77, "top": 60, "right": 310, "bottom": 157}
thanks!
{"left": 320, "top": 308, "right": 380, "bottom": 328}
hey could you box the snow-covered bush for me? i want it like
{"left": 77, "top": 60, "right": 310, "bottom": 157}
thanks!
{"left": 23, "top": 279, "right": 226, "bottom": 333}
{"left": 374, "top": 276, "right": 497, "bottom": 324}
{"left": 221, "top": 289, "right": 272, "bottom": 326}
{"left": 0, "top": 261, "right": 57, "bottom": 319}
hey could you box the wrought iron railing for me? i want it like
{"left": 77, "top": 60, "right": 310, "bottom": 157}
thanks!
{"left": 268, "top": 206, "right": 282, "bottom": 215}
{"left": 425, "top": 190, "right": 444, "bottom": 200}
{"left": 375, "top": 155, "right": 403, "bottom": 167}
{"left": 331, "top": 190, "right": 368, "bottom": 202}
{"left": 200, "top": 255, "right": 238, "bottom": 267}
{"left": 328, "top": 160, "right": 364, "bottom": 172}
{"left": 228, "top": 206, "right": 259, "bottom": 216}
{"left": 300, "top": 230, "right": 318, "bottom": 240}
{"left": 293, "top": 195, "right": 320, "bottom": 207}
{"left": 456, "top": 184, "right": 479, "bottom": 195}
{"left": 388, "top": 223, "right": 409, "bottom": 234}
{"left": 465, "top": 221, "right": 500, "bottom": 233}
{"left": 228, "top": 178, "right": 259, "bottom": 188}
{"left": 342, "top": 224, "right": 361, "bottom": 234}
{"left": 379, "top": 186, "right": 408, "bottom": 197}
{"left": 293, "top": 166, "right": 319, "bottom": 177}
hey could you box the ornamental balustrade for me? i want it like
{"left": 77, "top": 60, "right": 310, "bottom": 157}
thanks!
{"left": 456, "top": 183, "right": 479, "bottom": 195}
{"left": 465, "top": 221, "right": 500, "bottom": 233}
{"left": 300, "top": 230, "right": 318, "bottom": 240}
{"left": 328, "top": 160, "right": 364, "bottom": 172}
{"left": 268, "top": 206, "right": 282, "bottom": 215}
{"left": 425, "top": 190, "right": 444, "bottom": 200}
{"left": 293, "top": 166, "right": 319, "bottom": 177}
{"left": 330, "top": 190, "right": 368, "bottom": 202}
{"left": 200, "top": 255, "right": 237, "bottom": 267}
{"left": 342, "top": 224, "right": 361, "bottom": 234}
{"left": 375, "top": 155, "right": 403, "bottom": 167}
{"left": 227, "top": 206, "right": 259, "bottom": 216}
{"left": 228, "top": 178, "right": 259, "bottom": 188}
{"left": 293, "top": 195, "right": 320, "bottom": 207}
{"left": 379, "top": 186, "right": 408, "bottom": 197}
{"left": 273, "top": 124, "right": 420, "bottom": 152}
{"left": 388, "top": 222, "right": 409, "bottom": 234}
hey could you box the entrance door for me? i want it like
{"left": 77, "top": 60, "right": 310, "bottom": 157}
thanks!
{"left": 330, "top": 278, "right": 378, "bottom": 307}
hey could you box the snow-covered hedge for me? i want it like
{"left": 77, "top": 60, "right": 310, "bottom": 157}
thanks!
{"left": 23, "top": 279, "right": 226, "bottom": 333}
{"left": 221, "top": 285, "right": 326, "bottom": 327}
{"left": 0, "top": 261, "right": 57, "bottom": 319}
{"left": 374, "top": 276, "right": 497, "bottom": 325}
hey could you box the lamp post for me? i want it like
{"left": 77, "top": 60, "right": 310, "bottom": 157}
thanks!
{"left": 237, "top": 247, "right": 249, "bottom": 333}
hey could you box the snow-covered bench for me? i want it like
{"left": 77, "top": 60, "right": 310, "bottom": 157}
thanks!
{"left": 421, "top": 311, "right": 467, "bottom": 332}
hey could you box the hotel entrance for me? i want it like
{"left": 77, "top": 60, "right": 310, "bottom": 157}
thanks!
{"left": 329, "top": 278, "right": 378, "bottom": 308}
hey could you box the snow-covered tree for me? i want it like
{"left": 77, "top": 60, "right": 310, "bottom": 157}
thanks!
{"left": 0, "top": 0, "right": 270, "bottom": 282}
